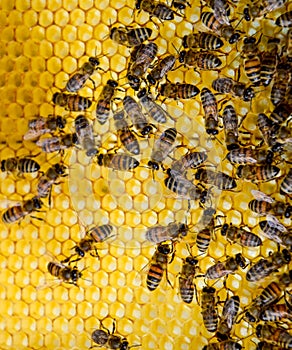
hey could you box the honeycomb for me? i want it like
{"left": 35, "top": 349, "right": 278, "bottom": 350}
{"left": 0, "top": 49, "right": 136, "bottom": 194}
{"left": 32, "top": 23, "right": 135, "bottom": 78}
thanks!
{"left": 0, "top": 0, "right": 291, "bottom": 349}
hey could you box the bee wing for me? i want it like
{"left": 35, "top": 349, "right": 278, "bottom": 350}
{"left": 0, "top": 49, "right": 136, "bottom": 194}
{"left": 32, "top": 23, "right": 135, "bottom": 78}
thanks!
{"left": 36, "top": 136, "right": 60, "bottom": 147}
{"left": 145, "top": 225, "right": 171, "bottom": 243}
{"left": 251, "top": 190, "right": 274, "bottom": 203}
{"left": 266, "top": 214, "right": 287, "bottom": 232}
{"left": 213, "top": 0, "right": 230, "bottom": 25}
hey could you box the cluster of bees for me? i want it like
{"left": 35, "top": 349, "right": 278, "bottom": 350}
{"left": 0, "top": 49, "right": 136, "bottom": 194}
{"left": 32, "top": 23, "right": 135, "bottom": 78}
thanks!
{"left": 2, "top": 0, "right": 292, "bottom": 349}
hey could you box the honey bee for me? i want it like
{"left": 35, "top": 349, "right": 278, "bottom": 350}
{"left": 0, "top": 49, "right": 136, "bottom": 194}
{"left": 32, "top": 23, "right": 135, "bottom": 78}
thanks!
{"left": 182, "top": 32, "right": 224, "bottom": 50}
{"left": 237, "top": 164, "right": 281, "bottom": 182}
{"left": 245, "top": 0, "right": 287, "bottom": 20}
{"left": 275, "top": 10, "right": 292, "bottom": 27}
{"left": 259, "top": 303, "right": 292, "bottom": 322}
{"left": 261, "top": 38, "right": 280, "bottom": 86}
{"left": 172, "top": 0, "right": 191, "bottom": 11}
{"left": 47, "top": 261, "right": 83, "bottom": 286}
{"left": 201, "top": 286, "right": 219, "bottom": 332}
{"left": 145, "top": 222, "right": 188, "bottom": 244}
{"left": 52, "top": 92, "right": 92, "bottom": 111}
{"left": 159, "top": 82, "right": 200, "bottom": 100}
{"left": 280, "top": 168, "right": 292, "bottom": 196}
{"left": 195, "top": 207, "right": 217, "bottom": 254}
{"left": 62, "top": 224, "right": 114, "bottom": 264}
{"left": 110, "top": 26, "right": 152, "bottom": 47}
{"left": 123, "top": 95, "right": 153, "bottom": 136}
{"left": 222, "top": 104, "right": 239, "bottom": 150}
{"left": 23, "top": 115, "right": 66, "bottom": 141}
{"left": 205, "top": 253, "right": 246, "bottom": 280}
{"left": 221, "top": 223, "right": 262, "bottom": 247}
{"left": 65, "top": 56, "right": 103, "bottom": 93}
{"left": 269, "top": 102, "right": 292, "bottom": 125}
{"left": 226, "top": 147, "right": 274, "bottom": 164}
{"left": 259, "top": 218, "right": 292, "bottom": 246}
{"left": 97, "top": 152, "right": 139, "bottom": 171}
{"left": 201, "top": 11, "right": 241, "bottom": 44}
{"left": 257, "top": 113, "right": 278, "bottom": 149}
{"left": 212, "top": 77, "right": 254, "bottom": 101}
{"left": 2, "top": 196, "right": 43, "bottom": 224}
{"left": 256, "top": 324, "right": 292, "bottom": 348}
{"left": 135, "top": 0, "right": 181, "bottom": 21}
{"left": 246, "top": 249, "right": 291, "bottom": 282}
{"left": 271, "top": 61, "right": 291, "bottom": 106}
{"left": 148, "top": 127, "right": 177, "bottom": 170}
{"left": 203, "top": 341, "right": 242, "bottom": 350}
{"left": 74, "top": 115, "right": 97, "bottom": 156}
{"left": 1, "top": 156, "right": 40, "bottom": 175}
{"left": 146, "top": 242, "right": 175, "bottom": 291}
{"left": 286, "top": 29, "right": 292, "bottom": 61}
{"left": 96, "top": 79, "right": 120, "bottom": 125}
{"left": 200, "top": 87, "right": 219, "bottom": 136}
{"left": 216, "top": 296, "right": 240, "bottom": 340}
{"left": 113, "top": 110, "right": 140, "bottom": 155}
{"left": 195, "top": 169, "right": 237, "bottom": 190}
{"left": 241, "top": 36, "right": 262, "bottom": 86}
{"left": 206, "top": 0, "right": 231, "bottom": 25}
{"left": 256, "top": 341, "right": 289, "bottom": 350}
{"left": 259, "top": 118, "right": 292, "bottom": 152}
{"left": 36, "top": 133, "right": 78, "bottom": 154}
{"left": 179, "top": 50, "right": 222, "bottom": 70}
{"left": 169, "top": 150, "right": 208, "bottom": 177}
{"left": 146, "top": 55, "right": 176, "bottom": 86}
{"left": 179, "top": 251, "right": 199, "bottom": 304}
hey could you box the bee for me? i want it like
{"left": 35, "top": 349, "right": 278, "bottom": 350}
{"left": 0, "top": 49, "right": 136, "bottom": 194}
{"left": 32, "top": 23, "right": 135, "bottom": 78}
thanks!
{"left": 271, "top": 61, "right": 291, "bottom": 106}
{"left": 145, "top": 222, "right": 188, "bottom": 244}
{"left": 135, "top": 0, "right": 180, "bottom": 21}
{"left": 269, "top": 102, "right": 292, "bottom": 125}
{"left": 127, "top": 42, "right": 158, "bottom": 91}
{"left": 47, "top": 261, "right": 83, "bottom": 286}
{"left": 110, "top": 26, "right": 152, "bottom": 47}
{"left": 286, "top": 29, "right": 292, "bottom": 61}
{"left": 222, "top": 104, "right": 239, "bottom": 150}
{"left": 123, "top": 95, "right": 153, "bottom": 136}
{"left": 259, "top": 303, "right": 292, "bottom": 322}
{"left": 237, "top": 164, "right": 281, "bottom": 182}
{"left": 212, "top": 77, "right": 254, "bottom": 101}
{"left": 23, "top": 115, "right": 66, "bottom": 141}
{"left": 74, "top": 115, "right": 97, "bottom": 156}
{"left": 36, "top": 133, "right": 78, "bottom": 154}
{"left": 205, "top": 253, "right": 246, "bottom": 280}
{"left": 221, "top": 223, "right": 262, "bottom": 247}
{"left": 146, "top": 242, "right": 175, "bottom": 291}
{"left": 137, "top": 88, "right": 171, "bottom": 124}
{"left": 113, "top": 110, "right": 140, "bottom": 155}
{"left": 201, "top": 12, "right": 241, "bottom": 44}
{"left": 65, "top": 56, "right": 102, "bottom": 93}
{"left": 226, "top": 147, "right": 274, "bottom": 164}
{"left": 179, "top": 50, "right": 222, "bottom": 70}
{"left": 182, "top": 32, "right": 224, "bottom": 50}
{"left": 2, "top": 196, "right": 43, "bottom": 224}
{"left": 203, "top": 341, "right": 242, "bottom": 350}
{"left": 259, "top": 218, "right": 292, "bottom": 246}
{"left": 241, "top": 36, "right": 262, "bottom": 86}
{"left": 146, "top": 55, "right": 176, "bottom": 86}
{"left": 62, "top": 224, "right": 114, "bottom": 264}
{"left": 276, "top": 10, "right": 292, "bottom": 27}
{"left": 179, "top": 252, "right": 199, "bottom": 304}
{"left": 256, "top": 341, "right": 289, "bottom": 350}
{"left": 257, "top": 113, "right": 278, "bottom": 149}
{"left": 159, "top": 82, "right": 200, "bottom": 100}
{"left": 170, "top": 150, "right": 207, "bottom": 177}
{"left": 1, "top": 156, "right": 40, "bottom": 175}
{"left": 95, "top": 79, "right": 120, "bottom": 125}
{"left": 200, "top": 87, "right": 219, "bottom": 136}
{"left": 97, "top": 152, "right": 139, "bottom": 171}
{"left": 206, "top": 0, "right": 231, "bottom": 25}
{"left": 172, "top": 0, "right": 191, "bottom": 11}
{"left": 256, "top": 324, "right": 292, "bottom": 348}
{"left": 245, "top": 0, "right": 287, "bottom": 20}
{"left": 148, "top": 128, "right": 177, "bottom": 170}
{"left": 196, "top": 208, "right": 217, "bottom": 254}
{"left": 52, "top": 92, "right": 92, "bottom": 111}
{"left": 246, "top": 249, "right": 291, "bottom": 282}
{"left": 216, "top": 296, "right": 240, "bottom": 341}
{"left": 195, "top": 169, "right": 237, "bottom": 190}
{"left": 261, "top": 38, "right": 280, "bottom": 87}
{"left": 280, "top": 168, "right": 292, "bottom": 196}
{"left": 201, "top": 286, "right": 219, "bottom": 332}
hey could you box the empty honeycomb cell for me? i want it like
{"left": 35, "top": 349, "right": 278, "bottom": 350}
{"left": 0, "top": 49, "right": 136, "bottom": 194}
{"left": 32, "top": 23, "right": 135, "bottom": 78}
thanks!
{"left": 46, "top": 24, "right": 62, "bottom": 43}
{"left": 76, "top": 301, "right": 92, "bottom": 318}
{"left": 39, "top": 9, "right": 54, "bottom": 28}
{"left": 45, "top": 300, "right": 62, "bottom": 319}
{"left": 44, "top": 332, "right": 61, "bottom": 348}
{"left": 53, "top": 316, "right": 69, "bottom": 334}
{"left": 21, "top": 286, "right": 36, "bottom": 304}
{"left": 15, "top": 270, "right": 30, "bottom": 288}
{"left": 15, "top": 25, "right": 31, "bottom": 43}
{"left": 31, "top": 56, "right": 46, "bottom": 73}
{"left": 14, "top": 301, "right": 30, "bottom": 319}
{"left": 54, "top": 40, "right": 69, "bottom": 59}
{"left": 86, "top": 8, "right": 101, "bottom": 26}
{"left": 47, "top": 56, "right": 62, "bottom": 75}
{"left": 12, "top": 331, "right": 28, "bottom": 348}
{"left": 39, "top": 41, "right": 53, "bottom": 60}
{"left": 70, "top": 9, "right": 86, "bottom": 26}
{"left": 62, "top": 24, "right": 77, "bottom": 43}
{"left": 54, "top": 9, "right": 69, "bottom": 27}
{"left": 2, "top": 87, "right": 16, "bottom": 103}
{"left": 68, "top": 316, "right": 85, "bottom": 334}
{"left": 0, "top": 239, "right": 15, "bottom": 256}
{"left": 7, "top": 254, "right": 23, "bottom": 272}
{"left": 109, "top": 270, "right": 126, "bottom": 288}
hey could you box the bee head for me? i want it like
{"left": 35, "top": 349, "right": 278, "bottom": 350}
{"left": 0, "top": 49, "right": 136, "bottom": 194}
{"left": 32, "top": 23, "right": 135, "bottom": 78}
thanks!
{"left": 178, "top": 50, "right": 186, "bottom": 63}
{"left": 221, "top": 224, "right": 229, "bottom": 236}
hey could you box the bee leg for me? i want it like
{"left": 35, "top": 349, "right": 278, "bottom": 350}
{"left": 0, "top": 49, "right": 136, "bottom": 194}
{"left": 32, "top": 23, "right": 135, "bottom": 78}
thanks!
{"left": 90, "top": 248, "right": 99, "bottom": 258}
{"left": 88, "top": 77, "right": 96, "bottom": 89}
{"left": 165, "top": 267, "right": 174, "bottom": 288}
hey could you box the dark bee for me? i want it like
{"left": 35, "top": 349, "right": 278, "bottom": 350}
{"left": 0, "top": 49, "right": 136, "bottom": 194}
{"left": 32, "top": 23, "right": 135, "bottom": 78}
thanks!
{"left": 205, "top": 253, "right": 246, "bottom": 280}
{"left": 201, "top": 286, "right": 219, "bottom": 332}
{"left": 123, "top": 95, "right": 153, "bottom": 136}
{"left": 179, "top": 50, "right": 222, "bottom": 70}
{"left": 237, "top": 164, "right": 281, "bottom": 182}
{"left": 195, "top": 169, "right": 237, "bottom": 190}
{"left": 47, "top": 261, "right": 82, "bottom": 286}
{"left": 269, "top": 102, "right": 292, "bottom": 125}
{"left": 148, "top": 128, "right": 177, "bottom": 170}
{"left": 135, "top": 0, "right": 180, "bottom": 21}
{"left": 170, "top": 150, "right": 207, "bottom": 177}
{"left": 146, "top": 55, "right": 176, "bottom": 86}
{"left": 241, "top": 36, "right": 262, "bottom": 86}
{"left": 52, "top": 92, "right": 92, "bottom": 111}
{"left": 280, "top": 168, "right": 292, "bottom": 196}
{"left": 221, "top": 223, "right": 262, "bottom": 247}
{"left": 249, "top": 192, "right": 291, "bottom": 218}
{"left": 74, "top": 115, "right": 97, "bottom": 156}
{"left": 146, "top": 242, "right": 175, "bottom": 291}
{"left": 196, "top": 208, "right": 217, "bottom": 254}
{"left": 257, "top": 113, "right": 281, "bottom": 150}
{"left": 203, "top": 341, "right": 242, "bottom": 350}
{"left": 246, "top": 249, "right": 291, "bottom": 282}
{"left": 245, "top": 0, "right": 287, "bottom": 20}
{"left": 257, "top": 341, "right": 290, "bottom": 350}
{"left": 259, "top": 303, "right": 292, "bottom": 322}
{"left": 201, "top": 11, "right": 241, "bottom": 44}
{"left": 159, "top": 82, "right": 200, "bottom": 99}
{"left": 97, "top": 152, "right": 139, "bottom": 171}
{"left": 1, "top": 156, "right": 40, "bottom": 175}
{"left": 36, "top": 133, "right": 78, "bottom": 154}
{"left": 286, "top": 29, "right": 292, "bottom": 61}
{"left": 259, "top": 219, "right": 292, "bottom": 246}
{"left": 256, "top": 324, "right": 292, "bottom": 348}
{"left": 216, "top": 296, "right": 240, "bottom": 341}
{"left": 212, "top": 77, "right": 254, "bottom": 101}
{"left": 179, "top": 253, "right": 199, "bottom": 304}
{"left": 261, "top": 38, "right": 280, "bottom": 86}
{"left": 2, "top": 196, "right": 43, "bottom": 224}
{"left": 276, "top": 10, "right": 292, "bottom": 27}
{"left": 182, "top": 32, "right": 224, "bottom": 50}
{"left": 95, "top": 79, "right": 120, "bottom": 125}
{"left": 113, "top": 110, "right": 140, "bottom": 155}
{"left": 222, "top": 104, "right": 239, "bottom": 150}
{"left": 65, "top": 56, "right": 102, "bottom": 92}
{"left": 145, "top": 222, "right": 188, "bottom": 244}
{"left": 110, "top": 26, "right": 152, "bottom": 47}
{"left": 226, "top": 147, "right": 274, "bottom": 164}
{"left": 200, "top": 87, "right": 219, "bottom": 136}
{"left": 271, "top": 61, "right": 291, "bottom": 106}
{"left": 23, "top": 115, "right": 66, "bottom": 141}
